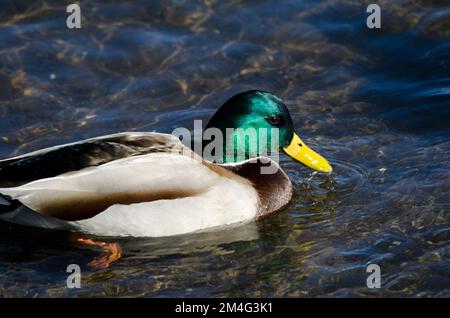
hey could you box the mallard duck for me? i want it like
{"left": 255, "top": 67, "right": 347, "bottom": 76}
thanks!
{"left": 0, "top": 90, "right": 332, "bottom": 238}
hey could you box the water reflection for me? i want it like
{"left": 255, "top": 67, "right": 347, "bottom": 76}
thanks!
{"left": 0, "top": 0, "right": 449, "bottom": 297}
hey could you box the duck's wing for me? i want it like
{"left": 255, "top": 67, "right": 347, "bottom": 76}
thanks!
{"left": 0, "top": 150, "right": 224, "bottom": 222}
{"left": 0, "top": 132, "right": 183, "bottom": 187}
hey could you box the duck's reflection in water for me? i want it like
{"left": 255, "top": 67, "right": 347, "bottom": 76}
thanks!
{"left": 73, "top": 220, "right": 260, "bottom": 269}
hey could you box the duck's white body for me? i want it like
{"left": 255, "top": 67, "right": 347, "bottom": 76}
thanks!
{"left": 0, "top": 153, "right": 258, "bottom": 237}
{"left": 0, "top": 133, "right": 291, "bottom": 237}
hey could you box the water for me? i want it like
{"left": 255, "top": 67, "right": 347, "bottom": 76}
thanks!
{"left": 0, "top": 0, "right": 449, "bottom": 297}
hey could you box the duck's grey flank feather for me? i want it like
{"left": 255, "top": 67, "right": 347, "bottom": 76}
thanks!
{"left": 0, "top": 132, "right": 181, "bottom": 186}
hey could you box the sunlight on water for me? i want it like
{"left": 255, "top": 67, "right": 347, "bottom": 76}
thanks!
{"left": 0, "top": 0, "right": 448, "bottom": 297}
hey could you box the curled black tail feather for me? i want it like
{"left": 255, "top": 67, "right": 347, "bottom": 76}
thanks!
{"left": 0, "top": 193, "right": 20, "bottom": 214}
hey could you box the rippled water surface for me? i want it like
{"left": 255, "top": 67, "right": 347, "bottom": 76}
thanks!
{"left": 0, "top": 0, "right": 449, "bottom": 297}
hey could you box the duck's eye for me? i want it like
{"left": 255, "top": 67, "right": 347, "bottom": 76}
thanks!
{"left": 266, "top": 115, "right": 282, "bottom": 126}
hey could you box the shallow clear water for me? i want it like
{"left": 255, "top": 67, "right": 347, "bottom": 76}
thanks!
{"left": 0, "top": 0, "right": 449, "bottom": 297}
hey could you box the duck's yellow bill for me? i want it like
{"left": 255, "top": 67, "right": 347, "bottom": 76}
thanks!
{"left": 283, "top": 133, "right": 333, "bottom": 173}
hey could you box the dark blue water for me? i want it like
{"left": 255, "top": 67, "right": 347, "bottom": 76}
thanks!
{"left": 0, "top": 0, "right": 448, "bottom": 297}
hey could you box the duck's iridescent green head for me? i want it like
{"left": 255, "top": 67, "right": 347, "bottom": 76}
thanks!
{"left": 205, "top": 90, "right": 332, "bottom": 172}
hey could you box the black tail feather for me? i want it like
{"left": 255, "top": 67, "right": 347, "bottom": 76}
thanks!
{"left": 0, "top": 193, "right": 20, "bottom": 214}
